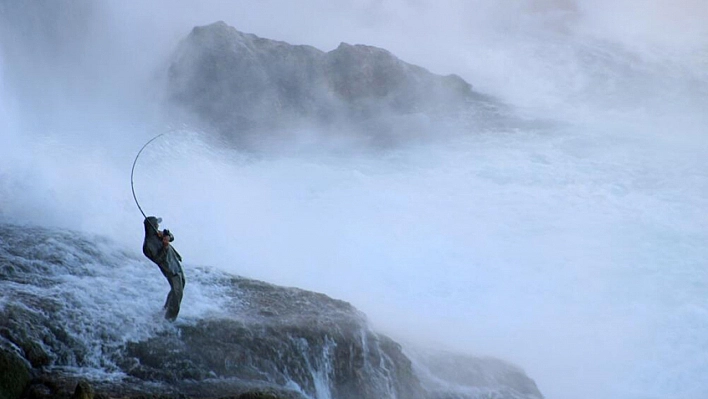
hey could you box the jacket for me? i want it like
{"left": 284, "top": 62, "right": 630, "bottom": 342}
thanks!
{"left": 142, "top": 216, "right": 183, "bottom": 276}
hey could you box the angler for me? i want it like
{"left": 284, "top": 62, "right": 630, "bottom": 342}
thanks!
{"left": 131, "top": 134, "right": 186, "bottom": 321}
{"left": 142, "top": 216, "right": 185, "bottom": 321}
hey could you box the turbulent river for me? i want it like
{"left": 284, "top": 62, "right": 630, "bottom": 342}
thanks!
{"left": 1, "top": 2, "right": 707, "bottom": 399}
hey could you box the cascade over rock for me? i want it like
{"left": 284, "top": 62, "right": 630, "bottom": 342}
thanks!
{"left": 0, "top": 224, "right": 543, "bottom": 399}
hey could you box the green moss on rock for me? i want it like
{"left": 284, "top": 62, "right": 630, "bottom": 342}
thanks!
{"left": 71, "top": 381, "right": 94, "bottom": 399}
{"left": 0, "top": 348, "right": 30, "bottom": 399}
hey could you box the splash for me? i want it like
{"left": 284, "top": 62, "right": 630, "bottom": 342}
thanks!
{"left": 1, "top": 2, "right": 707, "bottom": 399}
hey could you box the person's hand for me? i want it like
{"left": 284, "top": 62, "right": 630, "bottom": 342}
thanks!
{"left": 162, "top": 235, "right": 170, "bottom": 247}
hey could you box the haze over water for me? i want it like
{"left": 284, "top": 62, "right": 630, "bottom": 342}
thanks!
{"left": 1, "top": 2, "right": 707, "bottom": 399}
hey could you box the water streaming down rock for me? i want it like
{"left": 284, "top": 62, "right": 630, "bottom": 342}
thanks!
{"left": 0, "top": 223, "right": 543, "bottom": 399}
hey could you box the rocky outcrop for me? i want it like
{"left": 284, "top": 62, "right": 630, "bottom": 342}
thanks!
{"left": 0, "top": 347, "right": 30, "bottom": 399}
{"left": 115, "top": 277, "right": 424, "bottom": 399}
{"left": 166, "top": 22, "right": 504, "bottom": 146}
{"left": 409, "top": 349, "right": 544, "bottom": 399}
{"left": 0, "top": 223, "right": 543, "bottom": 399}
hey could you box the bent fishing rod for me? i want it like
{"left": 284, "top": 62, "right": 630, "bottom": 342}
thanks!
{"left": 131, "top": 133, "right": 165, "bottom": 233}
{"left": 131, "top": 133, "right": 184, "bottom": 263}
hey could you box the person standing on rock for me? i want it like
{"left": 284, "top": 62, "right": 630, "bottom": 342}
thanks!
{"left": 142, "top": 216, "right": 186, "bottom": 321}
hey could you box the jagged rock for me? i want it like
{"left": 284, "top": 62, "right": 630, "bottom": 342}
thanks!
{"left": 121, "top": 288, "right": 424, "bottom": 399}
{"left": 324, "top": 42, "right": 472, "bottom": 113}
{"left": 0, "top": 347, "right": 30, "bottom": 399}
{"left": 409, "top": 349, "right": 545, "bottom": 399}
{"left": 167, "top": 21, "right": 503, "bottom": 146}
{"left": 0, "top": 329, "right": 50, "bottom": 369}
{"left": 0, "top": 223, "right": 544, "bottom": 399}
{"left": 23, "top": 381, "right": 53, "bottom": 399}
{"left": 71, "top": 381, "right": 94, "bottom": 399}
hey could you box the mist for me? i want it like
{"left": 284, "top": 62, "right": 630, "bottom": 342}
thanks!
{"left": 1, "top": 1, "right": 707, "bottom": 399}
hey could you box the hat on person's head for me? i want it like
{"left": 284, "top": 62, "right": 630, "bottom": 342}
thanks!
{"left": 145, "top": 216, "right": 162, "bottom": 226}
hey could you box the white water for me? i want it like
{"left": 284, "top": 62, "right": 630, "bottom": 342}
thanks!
{"left": 0, "top": 227, "right": 235, "bottom": 379}
{"left": 1, "top": 1, "right": 707, "bottom": 399}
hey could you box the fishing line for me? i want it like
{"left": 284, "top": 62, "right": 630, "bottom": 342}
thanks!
{"left": 131, "top": 133, "right": 165, "bottom": 232}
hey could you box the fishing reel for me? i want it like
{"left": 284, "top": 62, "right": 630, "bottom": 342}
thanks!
{"left": 162, "top": 229, "right": 174, "bottom": 242}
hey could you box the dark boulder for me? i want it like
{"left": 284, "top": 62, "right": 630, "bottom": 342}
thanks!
{"left": 0, "top": 223, "right": 544, "bottom": 399}
{"left": 0, "top": 347, "right": 30, "bottom": 399}
{"left": 409, "top": 349, "right": 545, "bottom": 399}
{"left": 166, "top": 21, "right": 504, "bottom": 147}
{"left": 120, "top": 279, "right": 426, "bottom": 399}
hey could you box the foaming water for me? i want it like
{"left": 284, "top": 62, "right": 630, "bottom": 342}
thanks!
{"left": 169, "top": 127, "right": 704, "bottom": 399}
{"left": 0, "top": 225, "right": 235, "bottom": 373}
{"left": 2, "top": 97, "right": 706, "bottom": 399}
{"left": 98, "top": 117, "right": 705, "bottom": 398}
{"left": 1, "top": 1, "right": 707, "bottom": 399}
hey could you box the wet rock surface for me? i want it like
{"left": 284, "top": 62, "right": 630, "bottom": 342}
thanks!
{"left": 0, "top": 347, "right": 31, "bottom": 399}
{"left": 0, "top": 223, "right": 543, "bottom": 399}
